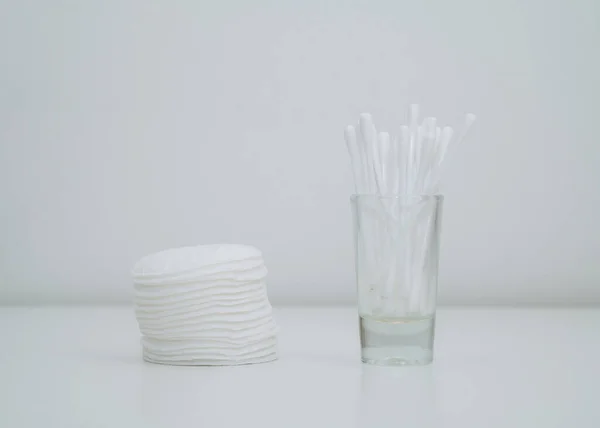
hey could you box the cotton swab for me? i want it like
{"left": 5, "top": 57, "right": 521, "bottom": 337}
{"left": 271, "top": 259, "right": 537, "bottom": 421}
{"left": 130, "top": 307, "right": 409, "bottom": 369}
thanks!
{"left": 407, "top": 104, "right": 420, "bottom": 194}
{"left": 423, "top": 126, "right": 454, "bottom": 193}
{"left": 359, "top": 113, "right": 379, "bottom": 194}
{"left": 390, "top": 134, "right": 402, "bottom": 194}
{"left": 454, "top": 113, "right": 477, "bottom": 147}
{"left": 344, "top": 125, "right": 364, "bottom": 193}
{"left": 415, "top": 117, "right": 437, "bottom": 194}
{"left": 398, "top": 125, "right": 410, "bottom": 194}
{"left": 423, "top": 113, "right": 476, "bottom": 193}
{"left": 376, "top": 132, "right": 391, "bottom": 195}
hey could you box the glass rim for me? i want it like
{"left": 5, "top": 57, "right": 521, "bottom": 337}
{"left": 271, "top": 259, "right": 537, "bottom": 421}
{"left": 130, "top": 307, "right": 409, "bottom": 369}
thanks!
{"left": 350, "top": 194, "right": 443, "bottom": 201}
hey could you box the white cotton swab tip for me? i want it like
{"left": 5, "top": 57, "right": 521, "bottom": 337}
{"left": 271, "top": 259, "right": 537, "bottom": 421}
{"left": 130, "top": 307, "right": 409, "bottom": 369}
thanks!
{"left": 465, "top": 113, "right": 477, "bottom": 128}
{"left": 359, "top": 113, "right": 375, "bottom": 140}
{"left": 454, "top": 113, "right": 477, "bottom": 146}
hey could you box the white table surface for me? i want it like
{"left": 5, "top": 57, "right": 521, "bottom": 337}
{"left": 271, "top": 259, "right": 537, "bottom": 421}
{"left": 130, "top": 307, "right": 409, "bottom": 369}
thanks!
{"left": 1, "top": 306, "right": 598, "bottom": 428}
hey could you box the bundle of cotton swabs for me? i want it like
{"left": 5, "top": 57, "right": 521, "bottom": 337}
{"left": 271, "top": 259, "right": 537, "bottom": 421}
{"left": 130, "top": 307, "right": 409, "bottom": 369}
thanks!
{"left": 345, "top": 104, "right": 476, "bottom": 195}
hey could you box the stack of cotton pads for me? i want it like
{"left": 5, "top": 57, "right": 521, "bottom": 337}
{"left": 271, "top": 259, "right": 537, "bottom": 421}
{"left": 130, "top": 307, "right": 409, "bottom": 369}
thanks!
{"left": 132, "top": 244, "right": 278, "bottom": 365}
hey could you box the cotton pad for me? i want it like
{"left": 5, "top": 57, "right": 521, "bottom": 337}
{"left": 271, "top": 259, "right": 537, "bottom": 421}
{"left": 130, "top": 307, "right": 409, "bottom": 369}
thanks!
{"left": 133, "top": 244, "right": 278, "bottom": 365}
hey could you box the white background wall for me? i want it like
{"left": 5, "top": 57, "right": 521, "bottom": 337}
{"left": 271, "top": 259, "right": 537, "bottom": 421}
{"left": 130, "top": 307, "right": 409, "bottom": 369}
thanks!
{"left": 1, "top": 0, "right": 599, "bottom": 305}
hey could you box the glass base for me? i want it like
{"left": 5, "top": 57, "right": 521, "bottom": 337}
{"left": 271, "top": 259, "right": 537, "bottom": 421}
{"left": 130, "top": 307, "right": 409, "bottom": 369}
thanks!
{"left": 359, "top": 314, "right": 435, "bottom": 366}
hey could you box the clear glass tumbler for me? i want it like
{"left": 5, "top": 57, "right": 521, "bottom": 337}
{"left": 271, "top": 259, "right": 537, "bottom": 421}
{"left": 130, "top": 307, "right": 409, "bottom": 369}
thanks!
{"left": 351, "top": 194, "right": 443, "bottom": 365}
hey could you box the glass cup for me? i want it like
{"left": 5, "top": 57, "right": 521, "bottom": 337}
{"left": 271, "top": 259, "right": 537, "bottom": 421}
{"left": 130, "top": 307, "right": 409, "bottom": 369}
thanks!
{"left": 351, "top": 194, "right": 444, "bottom": 365}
